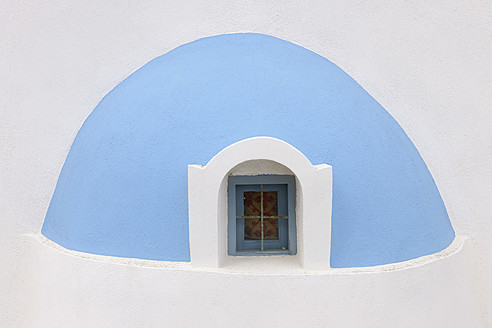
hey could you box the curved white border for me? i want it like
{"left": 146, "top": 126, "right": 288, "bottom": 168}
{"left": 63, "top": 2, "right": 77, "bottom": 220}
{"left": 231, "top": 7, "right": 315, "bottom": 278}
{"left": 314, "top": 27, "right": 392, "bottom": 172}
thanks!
{"left": 36, "top": 136, "right": 464, "bottom": 274}
{"left": 188, "top": 137, "right": 333, "bottom": 269}
{"left": 30, "top": 233, "right": 465, "bottom": 275}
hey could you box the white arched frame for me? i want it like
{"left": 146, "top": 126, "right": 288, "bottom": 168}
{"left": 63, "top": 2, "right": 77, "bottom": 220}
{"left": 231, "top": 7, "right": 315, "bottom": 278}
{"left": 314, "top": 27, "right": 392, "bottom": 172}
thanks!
{"left": 188, "top": 137, "right": 332, "bottom": 270}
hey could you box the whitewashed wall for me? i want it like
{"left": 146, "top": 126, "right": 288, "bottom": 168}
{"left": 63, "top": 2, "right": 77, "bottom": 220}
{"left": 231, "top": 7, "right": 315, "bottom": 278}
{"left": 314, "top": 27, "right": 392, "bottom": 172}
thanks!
{"left": 1, "top": 1, "right": 491, "bottom": 326}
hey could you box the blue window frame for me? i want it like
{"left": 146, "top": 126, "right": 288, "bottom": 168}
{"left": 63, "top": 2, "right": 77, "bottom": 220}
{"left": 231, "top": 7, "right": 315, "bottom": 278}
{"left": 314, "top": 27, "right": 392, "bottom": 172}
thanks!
{"left": 228, "top": 175, "right": 296, "bottom": 256}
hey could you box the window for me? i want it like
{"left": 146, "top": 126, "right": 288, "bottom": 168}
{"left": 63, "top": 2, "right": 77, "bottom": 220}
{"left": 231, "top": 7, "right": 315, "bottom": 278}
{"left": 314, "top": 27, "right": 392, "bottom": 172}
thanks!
{"left": 188, "top": 136, "right": 332, "bottom": 269}
{"left": 228, "top": 175, "right": 296, "bottom": 255}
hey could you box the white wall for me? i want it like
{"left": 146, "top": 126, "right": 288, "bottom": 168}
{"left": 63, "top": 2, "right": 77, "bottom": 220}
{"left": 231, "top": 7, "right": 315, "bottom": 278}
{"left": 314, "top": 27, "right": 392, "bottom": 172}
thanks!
{"left": 18, "top": 235, "right": 478, "bottom": 327}
{"left": 1, "top": 1, "right": 491, "bottom": 326}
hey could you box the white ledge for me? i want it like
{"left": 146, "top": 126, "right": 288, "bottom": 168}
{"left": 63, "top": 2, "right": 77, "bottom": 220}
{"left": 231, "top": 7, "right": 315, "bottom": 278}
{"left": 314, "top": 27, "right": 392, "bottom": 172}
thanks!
{"left": 30, "top": 233, "right": 466, "bottom": 276}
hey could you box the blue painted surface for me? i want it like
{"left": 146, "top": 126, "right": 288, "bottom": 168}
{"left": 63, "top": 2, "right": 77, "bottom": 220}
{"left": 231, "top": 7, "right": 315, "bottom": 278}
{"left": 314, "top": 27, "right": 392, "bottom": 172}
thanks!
{"left": 42, "top": 33, "right": 455, "bottom": 267}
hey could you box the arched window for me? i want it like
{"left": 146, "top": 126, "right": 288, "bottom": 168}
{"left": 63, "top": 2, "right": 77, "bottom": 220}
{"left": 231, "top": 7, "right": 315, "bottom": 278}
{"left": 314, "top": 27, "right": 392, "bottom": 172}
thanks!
{"left": 188, "top": 137, "right": 332, "bottom": 270}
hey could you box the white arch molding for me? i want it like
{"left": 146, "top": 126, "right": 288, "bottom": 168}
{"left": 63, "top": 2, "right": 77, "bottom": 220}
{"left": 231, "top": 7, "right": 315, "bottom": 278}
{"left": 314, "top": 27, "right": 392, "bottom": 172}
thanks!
{"left": 188, "top": 137, "right": 332, "bottom": 270}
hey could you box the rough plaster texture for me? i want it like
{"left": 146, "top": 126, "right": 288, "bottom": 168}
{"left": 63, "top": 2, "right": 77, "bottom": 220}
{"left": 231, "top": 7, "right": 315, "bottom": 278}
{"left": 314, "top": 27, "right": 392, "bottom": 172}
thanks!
{"left": 40, "top": 33, "right": 453, "bottom": 267}
{"left": 1, "top": 1, "right": 491, "bottom": 326}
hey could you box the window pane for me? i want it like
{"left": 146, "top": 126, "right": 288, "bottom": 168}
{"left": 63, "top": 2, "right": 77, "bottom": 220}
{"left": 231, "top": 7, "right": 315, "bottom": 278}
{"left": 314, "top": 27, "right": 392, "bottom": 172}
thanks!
{"left": 243, "top": 191, "right": 278, "bottom": 240}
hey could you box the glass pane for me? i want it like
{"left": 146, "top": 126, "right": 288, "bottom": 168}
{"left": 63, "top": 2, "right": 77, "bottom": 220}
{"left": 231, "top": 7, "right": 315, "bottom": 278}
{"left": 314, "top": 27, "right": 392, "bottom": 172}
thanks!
{"left": 243, "top": 191, "right": 278, "bottom": 240}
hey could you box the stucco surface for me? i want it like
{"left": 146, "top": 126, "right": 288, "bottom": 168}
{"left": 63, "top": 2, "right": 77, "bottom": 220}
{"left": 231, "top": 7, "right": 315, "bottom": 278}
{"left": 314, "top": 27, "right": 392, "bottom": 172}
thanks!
{"left": 19, "top": 234, "right": 480, "bottom": 327}
{"left": 41, "top": 33, "right": 454, "bottom": 267}
{"left": 1, "top": 1, "right": 491, "bottom": 326}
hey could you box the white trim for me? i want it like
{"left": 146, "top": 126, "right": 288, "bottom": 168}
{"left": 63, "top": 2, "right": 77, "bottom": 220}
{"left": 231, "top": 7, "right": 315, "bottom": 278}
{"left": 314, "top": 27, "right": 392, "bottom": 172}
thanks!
{"left": 30, "top": 233, "right": 465, "bottom": 275}
{"left": 188, "top": 137, "right": 333, "bottom": 269}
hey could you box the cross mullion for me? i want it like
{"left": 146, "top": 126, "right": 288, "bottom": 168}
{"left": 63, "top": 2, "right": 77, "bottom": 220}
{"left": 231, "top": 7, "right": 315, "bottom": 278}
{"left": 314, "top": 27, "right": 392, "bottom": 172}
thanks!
{"left": 237, "top": 216, "right": 288, "bottom": 219}
{"left": 260, "top": 184, "right": 264, "bottom": 251}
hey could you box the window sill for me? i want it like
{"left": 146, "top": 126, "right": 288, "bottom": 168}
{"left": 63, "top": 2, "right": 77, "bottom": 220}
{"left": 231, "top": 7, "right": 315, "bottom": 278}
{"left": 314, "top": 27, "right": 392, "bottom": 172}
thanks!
{"left": 235, "top": 250, "right": 290, "bottom": 256}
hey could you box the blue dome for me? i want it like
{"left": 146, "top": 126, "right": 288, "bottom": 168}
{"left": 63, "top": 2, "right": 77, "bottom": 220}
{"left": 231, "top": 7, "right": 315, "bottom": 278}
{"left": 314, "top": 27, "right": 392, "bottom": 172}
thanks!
{"left": 42, "top": 33, "right": 454, "bottom": 267}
